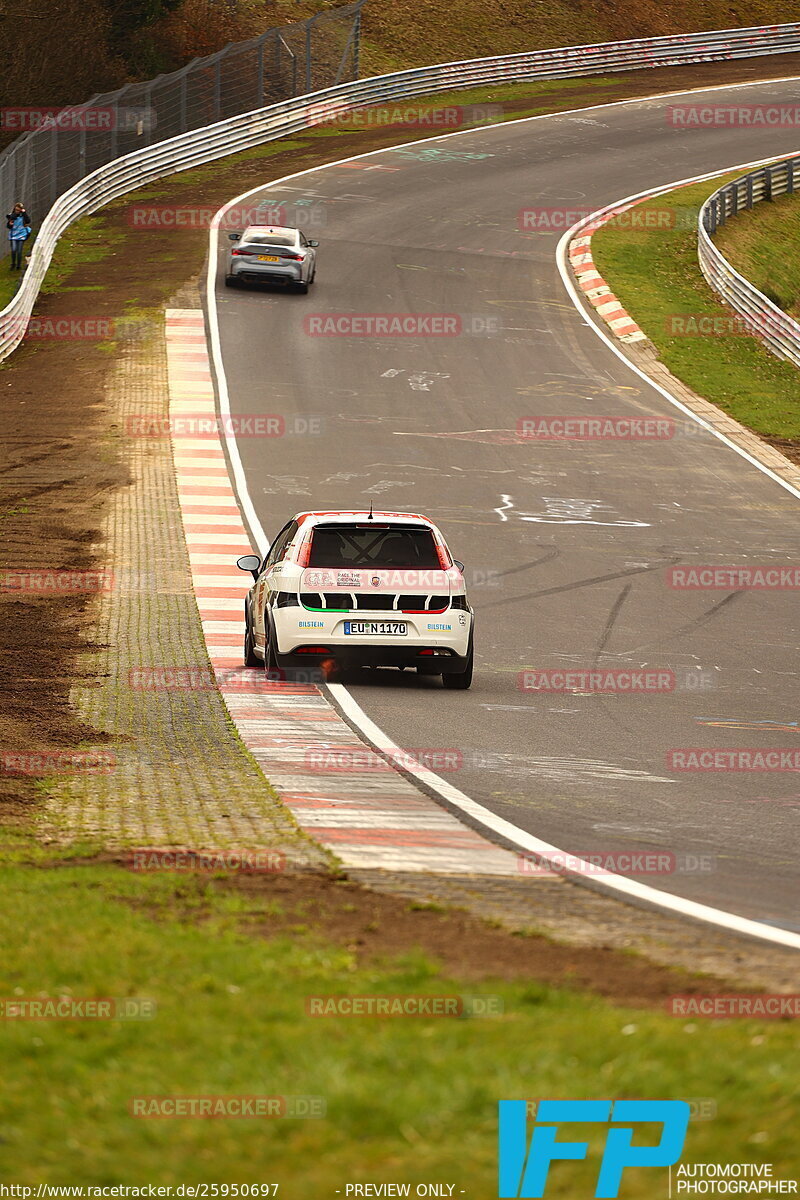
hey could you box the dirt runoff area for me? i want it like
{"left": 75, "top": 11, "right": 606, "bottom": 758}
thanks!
{"left": 2, "top": 55, "right": 800, "bottom": 992}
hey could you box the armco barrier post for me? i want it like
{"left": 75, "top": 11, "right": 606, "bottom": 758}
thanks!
{"left": 699, "top": 152, "right": 800, "bottom": 370}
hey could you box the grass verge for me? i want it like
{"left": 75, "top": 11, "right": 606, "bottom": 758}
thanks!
{"left": 1, "top": 852, "right": 798, "bottom": 1185}
{"left": 591, "top": 171, "right": 800, "bottom": 442}
{"left": 3, "top": 66, "right": 800, "bottom": 1184}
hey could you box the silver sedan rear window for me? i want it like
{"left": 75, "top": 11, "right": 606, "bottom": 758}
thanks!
{"left": 245, "top": 234, "right": 295, "bottom": 246}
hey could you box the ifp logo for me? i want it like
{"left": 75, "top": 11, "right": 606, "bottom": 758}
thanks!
{"left": 498, "top": 1100, "right": 690, "bottom": 1197}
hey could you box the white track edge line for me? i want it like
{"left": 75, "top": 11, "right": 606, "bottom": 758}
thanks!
{"left": 328, "top": 683, "right": 800, "bottom": 950}
{"left": 204, "top": 82, "right": 800, "bottom": 951}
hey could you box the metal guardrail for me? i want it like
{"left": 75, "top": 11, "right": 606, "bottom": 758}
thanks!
{"left": 5, "top": 21, "right": 800, "bottom": 363}
{"left": 0, "top": 1, "right": 365, "bottom": 262}
{"left": 698, "top": 155, "right": 800, "bottom": 369}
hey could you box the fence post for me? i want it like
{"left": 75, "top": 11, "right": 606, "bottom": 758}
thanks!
{"left": 75, "top": 95, "right": 100, "bottom": 179}
{"left": 354, "top": 1, "right": 363, "bottom": 78}
{"left": 170, "top": 58, "right": 199, "bottom": 134}
{"left": 764, "top": 165, "right": 773, "bottom": 201}
{"left": 108, "top": 89, "right": 125, "bottom": 161}
{"left": 305, "top": 11, "right": 324, "bottom": 93}
{"left": 214, "top": 50, "right": 224, "bottom": 121}
{"left": 332, "top": 1, "right": 365, "bottom": 85}
{"left": 787, "top": 157, "right": 795, "bottom": 195}
{"left": 277, "top": 34, "right": 297, "bottom": 97}
{"left": 180, "top": 71, "right": 188, "bottom": 131}
{"left": 141, "top": 77, "right": 166, "bottom": 146}
{"left": 49, "top": 129, "right": 59, "bottom": 208}
{"left": 746, "top": 173, "right": 753, "bottom": 208}
{"left": 257, "top": 36, "right": 265, "bottom": 106}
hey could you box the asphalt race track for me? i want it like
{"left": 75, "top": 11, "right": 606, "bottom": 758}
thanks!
{"left": 212, "top": 78, "right": 800, "bottom": 932}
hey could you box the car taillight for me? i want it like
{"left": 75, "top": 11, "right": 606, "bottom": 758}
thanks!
{"left": 296, "top": 534, "right": 313, "bottom": 567}
{"left": 282, "top": 253, "right": 304, "bottom": 261}
{"left": 297, "top": 646, "right": 331, "bottom": 654}
{"left": 434, "top": 539, "right": 451, "bottom": 570}
{"left": 232, "top": 248, "right": 254, "bottom": 256}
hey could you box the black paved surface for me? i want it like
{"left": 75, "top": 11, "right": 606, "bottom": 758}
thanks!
{"left": 215, "top": 79, "right": 800, "bottom": 929}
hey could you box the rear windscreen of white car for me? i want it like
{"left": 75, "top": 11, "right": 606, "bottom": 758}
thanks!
{"left": 244, "top": 234, "right": 294, "bottom": 246}
{"left": 307, "top": 525, "right": 441, "bottom": 569}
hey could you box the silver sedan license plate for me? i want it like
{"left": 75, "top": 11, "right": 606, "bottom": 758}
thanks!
{"left": 344, "top": 620, "right": 407, "bottom": 636}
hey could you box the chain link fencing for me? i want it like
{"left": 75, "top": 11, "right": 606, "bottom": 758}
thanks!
{"left": 0, "top": 0, "right": 365, "bottom": 259}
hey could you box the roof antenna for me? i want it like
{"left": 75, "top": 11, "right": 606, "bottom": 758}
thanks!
{"left": 367, "top": 502, "right": 374, "bottom": 521}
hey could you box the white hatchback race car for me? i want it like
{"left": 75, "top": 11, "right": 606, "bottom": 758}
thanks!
{"left": 237, "top": 510, "right": 474, "bottom": 688}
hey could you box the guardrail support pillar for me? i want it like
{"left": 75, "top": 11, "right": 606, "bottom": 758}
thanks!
{"left": 180, "top": 73, "right": 188, "bottom": 131}
{"left": 49, "top": 130, "right": 58, "bottom": 208}
{"left": 305, "top": 20, "right": 313, "bottom": 93}
{"left": 354, "top": 3, "right": 362, "bottom": 78}
{"left": 257, "top": 38, "right": 265, "bottom": 105}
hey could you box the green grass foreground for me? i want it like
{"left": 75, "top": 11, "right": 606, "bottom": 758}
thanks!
{"left": 2, "top": 76, "right": 799, "bottom": 1190}
{"left": 591, "top": 175, "right": 800, "bottom": 441}
{"left": 0, "top": 859, "right": 797, "bottom": 1187}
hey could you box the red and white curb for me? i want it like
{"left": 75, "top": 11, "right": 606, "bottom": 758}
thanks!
{"left": 166, "top": 309, "right": 526, "bottom": 877}
{"left": 568, "top": 208, "right": 648, "bottom": 344}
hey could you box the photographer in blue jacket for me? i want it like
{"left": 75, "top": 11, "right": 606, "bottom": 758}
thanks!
{"left": 6, "top": 202, "right": 31, "bottom": 270}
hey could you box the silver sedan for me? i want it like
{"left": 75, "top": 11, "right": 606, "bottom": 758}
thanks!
{"left": 225, "top": 225, "right": 318, "bottom": 292}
